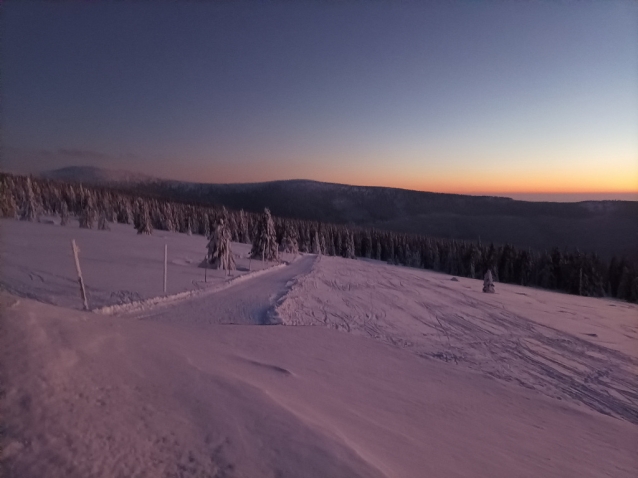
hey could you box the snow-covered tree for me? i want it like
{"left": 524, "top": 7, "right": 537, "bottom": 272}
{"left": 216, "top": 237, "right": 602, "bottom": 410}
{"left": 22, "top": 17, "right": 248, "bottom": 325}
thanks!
{"left": 60, "top": 201, "right": 69, "bottom": 226}
{"left": 237, "top": 210, "right": 251, "bottom": 243}
{"left": 0, "top": 179, "right": 18, "bottom": 218}
{"left": 98, "top": 210, "right": 110, "bottom": 230}
{"left": 311, "top": 230, "right": 322, "bottom": 254}
{"left": 202, "top": 213, "right": 210, "bottom": 238}
{"left": 134, "top": 200, "right": 153, "bottom": 234}
{"left": 280, "top": 224, "right": 299, "bottom": 254}
{"left": 374, "top": 240, "right": 382, "bottom": 261}
{"left": 206, "top": 218, "right": 235, "bottom": 272}
{"left": 162, "top": 203, "right": 176, "bottom": 232}
{"left": 20, "top": 177, "right": 38, "bottom": 221}
{"left": 319, "top": 230, "right": 327, "bottom": 255}
{"left": 251, "top": 208, "right": 278, "bottom": 261}
{"left": 78, "top": 191, "right": 96, "bottom": 229}
{"left": 483, "top": 269, "right": 495, "bottom": 293}
{"left": 342, "top": 230, "right": 355, "bottom": 259}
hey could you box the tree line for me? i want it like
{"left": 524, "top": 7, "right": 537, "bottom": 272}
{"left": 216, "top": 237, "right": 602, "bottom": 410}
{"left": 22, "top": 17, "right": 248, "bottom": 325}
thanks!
{"left": 1, "top": 172, "right": 637, "bottom": 302}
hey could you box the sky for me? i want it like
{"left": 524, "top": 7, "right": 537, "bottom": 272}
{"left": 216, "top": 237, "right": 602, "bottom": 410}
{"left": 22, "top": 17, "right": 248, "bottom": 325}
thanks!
{"left": 2, "top": 1, "right": 637, "bottom": 201}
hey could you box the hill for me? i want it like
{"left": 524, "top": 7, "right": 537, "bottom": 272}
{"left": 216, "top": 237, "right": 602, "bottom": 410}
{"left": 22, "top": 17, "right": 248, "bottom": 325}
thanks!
{"left": 40, "top": 166, "right": 638, "bottom": 260}
{"left": 2, "top": 218, "right": 636, "bottom": 477}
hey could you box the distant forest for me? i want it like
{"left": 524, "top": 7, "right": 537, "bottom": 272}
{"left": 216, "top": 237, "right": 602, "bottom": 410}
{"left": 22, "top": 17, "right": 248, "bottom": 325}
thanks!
{"left": 2, "top": 173, "right": 637, "bottom": 303}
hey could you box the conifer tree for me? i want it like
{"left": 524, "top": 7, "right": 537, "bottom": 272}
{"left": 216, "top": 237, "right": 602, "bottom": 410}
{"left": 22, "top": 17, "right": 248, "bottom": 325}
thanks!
{"left": 343, "top": 230, "right": 355, "bottom": 259}
{"left": 280, "top": 223, "right": 299, "bottom": 254}
{"left": 311, "top": 230, "right": 322, "bottom": 254}
{"left": 78, "top": 192, "right": 96, "bottom": 229}
{"left": 362, "top": 231, "right": 373, "bottom": 258}
{"left": 319, "top": 230, "right": 327, "bottom": 256}
{"left": 206, "top": 218, "right": 235, "bottom": 272}
{"left": 238, "top": 209, "right": 250, "bottom": 243}
{"left": 98, "top": 210, "right": 110, "bottom": 230}
{"left": 134, "top": 200, "right": 153, "bottom": 234}
{"left": 60, "top": 201, "right": 69, "bottom": 226}
{"left": 205, "top": 213, "right": 213, "bottom": 238}
{"left": 21, "top": 177, "right": 38, "bottom": 221}
{"left": 251, "top": 208, "right": 278, "bottom": 261}
{"left": 0, "top": 182, "right": 17, "bottom": 218}
{"left": 374, "top": 240, "right": 382, "bottom": 261}
{"left": 483, "top": 269, "right": 495, "bottom": 293}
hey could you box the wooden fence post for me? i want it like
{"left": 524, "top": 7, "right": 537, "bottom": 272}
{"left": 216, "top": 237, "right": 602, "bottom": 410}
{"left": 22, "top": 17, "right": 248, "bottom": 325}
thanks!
{"left": 71, "top": 239, "right": 89, "bottom": 310}
{"left": 163, "top": 244, "right": 167, "bottom": 295}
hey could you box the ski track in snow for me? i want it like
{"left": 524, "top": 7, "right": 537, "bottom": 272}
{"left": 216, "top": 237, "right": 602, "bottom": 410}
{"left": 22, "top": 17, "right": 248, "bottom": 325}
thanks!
{"left": 130, "top": 255, "right": 317, "bottom": 326}
{"left": 275, "top": 255, "right": 638, "bottom": 425}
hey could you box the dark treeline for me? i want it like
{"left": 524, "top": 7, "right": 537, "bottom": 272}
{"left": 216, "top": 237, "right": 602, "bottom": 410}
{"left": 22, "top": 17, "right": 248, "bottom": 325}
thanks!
{"left": 2, "top": 173, "right": 637, "bottom": 302}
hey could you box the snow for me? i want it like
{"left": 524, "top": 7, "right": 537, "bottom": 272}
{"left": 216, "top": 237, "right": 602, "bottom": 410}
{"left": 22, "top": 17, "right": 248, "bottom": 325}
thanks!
{"left": 1, "top": 219, "right": 637, "bottom": 477}
{"left": 0, "top": 218, "right": 293, "bottom": 311}
{"left": 275, "top": 255, "right": 638, "bottom": 423}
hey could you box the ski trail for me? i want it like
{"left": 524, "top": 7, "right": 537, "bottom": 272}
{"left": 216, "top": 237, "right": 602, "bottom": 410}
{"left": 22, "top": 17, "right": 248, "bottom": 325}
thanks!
{"left": 135, "top": 255, "right": 317, "bottom": 325}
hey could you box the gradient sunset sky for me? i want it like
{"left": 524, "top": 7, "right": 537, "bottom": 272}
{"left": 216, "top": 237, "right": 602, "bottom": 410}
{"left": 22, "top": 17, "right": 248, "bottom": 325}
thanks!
{"left": 3, "top": 1, "right": 637, "bottom": 200}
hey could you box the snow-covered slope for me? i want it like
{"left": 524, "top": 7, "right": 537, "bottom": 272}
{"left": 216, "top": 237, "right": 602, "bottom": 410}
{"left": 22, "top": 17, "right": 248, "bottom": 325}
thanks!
{"left": 1, "top": 219, "right": 637, "bottom": 477}
{"left": 0, "top": 219, "right": 292, "bottom": 311}
{"left": 275, "top": 255, "right": 638, "bottom": 424}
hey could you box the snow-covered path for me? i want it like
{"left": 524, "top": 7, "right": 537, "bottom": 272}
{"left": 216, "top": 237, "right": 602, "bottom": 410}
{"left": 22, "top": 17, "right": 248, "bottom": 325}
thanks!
{"left": 132, "top": 255, "right": 316, "bottom": 326}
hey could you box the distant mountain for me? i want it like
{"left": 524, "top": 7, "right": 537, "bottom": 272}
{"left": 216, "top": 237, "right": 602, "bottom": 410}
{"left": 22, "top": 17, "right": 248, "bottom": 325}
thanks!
{"left": 40, "top": 166, "right": 155, "bottom": 184}
{"left": 40, "top": 166, "right": 638, "bottom": 260}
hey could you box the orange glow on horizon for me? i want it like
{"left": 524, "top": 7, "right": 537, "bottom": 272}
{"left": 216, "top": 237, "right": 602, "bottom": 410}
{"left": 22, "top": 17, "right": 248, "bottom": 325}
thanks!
{"left": 152, "top": 152, "right": 638, "bottom": 197}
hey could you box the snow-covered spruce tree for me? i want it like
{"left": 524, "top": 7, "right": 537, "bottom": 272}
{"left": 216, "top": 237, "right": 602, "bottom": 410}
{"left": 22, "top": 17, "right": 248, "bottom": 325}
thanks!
{"left": 227, "top": 212, "right": 238, "bottom": 242}
{"left": 98, "top": 210, "right": 110, "bottom": 230}
{"left": 280, "top": 223, "right": 299, "bottom": 254}
{"left": 78, "top": 191, "right": 96, "bottom": 229}
{"left": 374, "top": 240, "right": 382, "bottom": 261}
{"left": 206, "top": 218, "right": 235, "bottom": 272}
{"left": 319, "top": 230, "right": 327, "bottom": 256}
{"left": 134, "top": 199, "right": 153, "bottom": 234}
{"left": 60, "top": 201, "right": 69, "bottom": 226}
{"left": 20, "top": 177, "right": 38, "bottom": 221}
{"left": 342, "top": 230, "right": 355, "bottom": 259}
{"left": 162, "top": 203, "right": 176, "bottom": 232}
{"left": 251, "top": 208, "right": 278, "bottom": 261}
{"left": 483, "top": 269, "right": 495, "bottom": 293}
{"left": 0, "top": 179, "right": 18, "bottom": 218}
{"left": 202, "top": 213, "right": 210, "bottom": 238}
{"left": 238, "top": 209, "right": 250, "bottom": 243}
{"left": 334, "top": 231, "right": 342, "bottom": 257}
{"left": 362, "top": 230, "right": 373, "bottom": 258}
{"left": 311, "top": 230, "right": 322, "bottom": 255}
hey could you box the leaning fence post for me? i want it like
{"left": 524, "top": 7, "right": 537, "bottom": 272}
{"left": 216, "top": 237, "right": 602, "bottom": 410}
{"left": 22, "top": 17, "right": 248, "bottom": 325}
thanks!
{"left": 163, "top": 244, "right": 168, "bottom": 295}
{"left": 71, "top": 239, "right": 89, "bottom": 310}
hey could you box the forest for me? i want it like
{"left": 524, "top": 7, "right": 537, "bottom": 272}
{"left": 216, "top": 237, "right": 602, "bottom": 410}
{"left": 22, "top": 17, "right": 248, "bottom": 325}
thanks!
{"left": 2, "top": 172, "right": 637, "bottom": 302}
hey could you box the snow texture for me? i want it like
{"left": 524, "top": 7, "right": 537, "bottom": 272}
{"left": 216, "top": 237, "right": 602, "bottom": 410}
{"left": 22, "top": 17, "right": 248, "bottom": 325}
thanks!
{"left": 275, "top": 255, "right": 638, "bottom": 424}
{"left": 1, "top": 219, "right": 637, "bottom": 477}
{"left": 0, "top": 218, "right": 292, "bottom": 311}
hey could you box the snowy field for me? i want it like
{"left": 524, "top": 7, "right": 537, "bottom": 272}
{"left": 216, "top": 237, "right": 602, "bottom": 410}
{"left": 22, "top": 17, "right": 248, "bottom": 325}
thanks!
{"left": 1, "top": 219, "right": 637, "bottom": 477}
{"left": 276, "top": 255, "right": 638, "bottom": 424}
{"left": 0, "top": 218, "right": 291, "bottom": 311}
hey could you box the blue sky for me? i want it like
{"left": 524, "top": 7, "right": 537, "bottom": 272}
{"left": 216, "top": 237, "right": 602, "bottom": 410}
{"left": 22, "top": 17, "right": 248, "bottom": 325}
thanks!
{"left": 3, "top": 1, "right": 637, "bottom": 199}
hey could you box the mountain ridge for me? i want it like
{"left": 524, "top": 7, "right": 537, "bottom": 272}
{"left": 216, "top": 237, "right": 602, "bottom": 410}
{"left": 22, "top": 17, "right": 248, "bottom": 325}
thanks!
{"left": 38, "top": 166, "right": 638, "bottom": 260}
